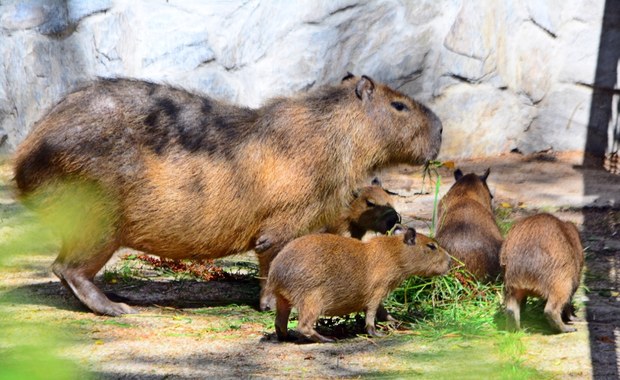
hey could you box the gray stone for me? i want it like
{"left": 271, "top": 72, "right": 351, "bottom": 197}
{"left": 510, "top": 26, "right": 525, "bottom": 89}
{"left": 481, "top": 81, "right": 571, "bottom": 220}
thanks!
{"left": 0, "top": 0, "right": 617, "bottom": 159}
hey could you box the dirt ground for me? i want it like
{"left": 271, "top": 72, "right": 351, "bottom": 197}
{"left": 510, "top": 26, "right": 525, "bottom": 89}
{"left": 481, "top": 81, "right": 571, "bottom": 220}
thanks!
{"left": 1, "top": 151, "right": 619, "bottom": 379}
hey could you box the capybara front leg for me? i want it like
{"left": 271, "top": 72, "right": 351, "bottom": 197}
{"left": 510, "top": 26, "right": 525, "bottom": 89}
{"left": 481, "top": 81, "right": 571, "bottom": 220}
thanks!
{"left": 52, "top": 241, "right": 134, "bottom": 316}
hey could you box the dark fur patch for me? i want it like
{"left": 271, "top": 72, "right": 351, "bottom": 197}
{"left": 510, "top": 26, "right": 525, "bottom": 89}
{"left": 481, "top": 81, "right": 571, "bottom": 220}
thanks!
{"left": 157, "top": 98, "right": 180, "bottom": 118}
{"left": 146, "top": 82, "right": 157, "bottom": 96}
{"left": 201, "top": 99, "right": 212, "bottom": 114}
{"left": 15, "top": 141, "right": 56, "bottom": 193}
{"left": 144, "top": 112, "right": 158, "bottom": 127}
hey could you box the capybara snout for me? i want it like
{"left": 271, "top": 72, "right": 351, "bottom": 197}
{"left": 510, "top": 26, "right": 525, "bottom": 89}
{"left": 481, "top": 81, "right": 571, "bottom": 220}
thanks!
{"left": 267, "top": 224, "right": 449, "bottom": 343}
{"left": 501, "top": 213, "right": 584, "bottom": 333}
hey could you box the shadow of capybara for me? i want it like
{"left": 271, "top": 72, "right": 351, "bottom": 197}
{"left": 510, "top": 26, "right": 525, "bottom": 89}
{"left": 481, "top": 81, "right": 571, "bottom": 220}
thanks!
{"left": 325, "top": 177, "right": 401, "bottom": 239}
{"left": 266, "top": 225, "right": 450, "bottom": 343}
{"left": 435, "top": 168, "right": 503, "bottom": 279}
{"left": 13, "top": 74, "right": 442, "bottom": 316}
{"left": 500, "top": 213, "right": 584, "bottom": 333}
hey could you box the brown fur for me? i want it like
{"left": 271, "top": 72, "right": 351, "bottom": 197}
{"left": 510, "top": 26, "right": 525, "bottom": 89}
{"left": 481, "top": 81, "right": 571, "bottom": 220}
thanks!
{"left": 13, "top": 75, "right": 442, "bottom": 316}
{"left": 435, "top": 168, "right": 503, "bottom": 279}
{"left": 266, "top": 225, "right": 450, "bottom": 343}
{"left": 325, "top": 178, "right": 400, "bottom": 239}
{"left": 500, "top": 213, "right": 584, "bottom": 333}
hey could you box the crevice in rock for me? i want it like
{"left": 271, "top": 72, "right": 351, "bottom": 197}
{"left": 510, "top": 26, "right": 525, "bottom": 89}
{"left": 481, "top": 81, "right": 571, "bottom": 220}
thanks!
{"left": 449, "top": 73, "right": 477, "bottom": 84}
{"left": 528, "top": 17, "right": 557, "bottom": 39}
{"left": 395, "top": 69, "right": 423, "bottom": 90}
{"left": 328, "top": 4, "right": 359, "bottom": 17}
{"left": 196, "top": 58, "right": 216, "bottom": 69}
{"left": 305, "top": 3, "right": 359, "bottom": 25}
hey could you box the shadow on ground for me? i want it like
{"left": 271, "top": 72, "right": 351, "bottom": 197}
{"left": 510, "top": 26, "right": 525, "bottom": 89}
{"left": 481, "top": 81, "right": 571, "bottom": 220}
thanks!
{"left": 2, "top": 276, "right": 262, "bottom": 312}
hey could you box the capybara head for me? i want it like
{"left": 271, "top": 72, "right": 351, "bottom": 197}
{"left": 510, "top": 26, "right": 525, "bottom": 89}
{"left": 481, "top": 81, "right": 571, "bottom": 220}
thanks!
{"left": 340, "top": 74, "right": 442, "bottom": 163}
{"left": 349, "top": 178, "right": 401, "bottom": 236}
{"left": 392, "top": 225, "right": 451, "bottom": 277}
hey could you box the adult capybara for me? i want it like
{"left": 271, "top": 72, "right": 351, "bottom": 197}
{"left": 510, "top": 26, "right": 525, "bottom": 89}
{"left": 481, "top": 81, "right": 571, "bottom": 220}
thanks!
{"left": 435, "top": 168, "right": 503, "bottom": 279}
{"left": 325, "top": 178, "right": 400, "bottom": 239}
{"left": 500, "top": 213, "right": 584, "bottom": 333}
{"left": 13, "top": 74, "right": 442, "bottom": 315}
{"left": 266, "top": 225, "right": 450, "bottom": 343}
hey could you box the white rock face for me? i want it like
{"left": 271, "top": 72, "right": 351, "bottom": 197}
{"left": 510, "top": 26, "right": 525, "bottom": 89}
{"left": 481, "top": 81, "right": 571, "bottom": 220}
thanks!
{"left": 0, "top": 0, "right": 617, "bottom": 159}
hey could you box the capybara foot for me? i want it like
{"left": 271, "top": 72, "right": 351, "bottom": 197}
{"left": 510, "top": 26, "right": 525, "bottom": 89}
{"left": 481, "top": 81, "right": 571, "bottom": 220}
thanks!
{"left": 366, "top": 325, "right": 385, "bottom": 338}
{"left": 310, "top": 333, "right": 335, "bottom": 343}
{"left": 298, "top": 327, "right": 335, "bottom": 343}
{"left": 54, "top": 265, "right": 137, "bottom": 316}
{"left": 545, "top": 310, "right": 576, "bottom": 333}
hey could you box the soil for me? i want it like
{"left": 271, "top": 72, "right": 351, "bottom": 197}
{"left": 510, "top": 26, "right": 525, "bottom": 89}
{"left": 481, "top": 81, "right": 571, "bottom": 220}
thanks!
{"left": 1, "top": 151, "right": 619, "bottom": 379}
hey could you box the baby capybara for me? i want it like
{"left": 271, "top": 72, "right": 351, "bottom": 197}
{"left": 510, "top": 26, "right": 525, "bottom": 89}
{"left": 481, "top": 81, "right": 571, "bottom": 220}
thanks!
{"left": 13, "top": 74, "right": 442, "bottom": 315}
{"left": 266, "top": 225, "right": 450, "bottom": 343}
{"left": 435, "top": 168, "right": 503, "bottom": 279}
{"left": 325, "top": 178, "right": 400, "bottom": 239}
{"left": 500, "top": 213, "right": 584, "bottom": 333}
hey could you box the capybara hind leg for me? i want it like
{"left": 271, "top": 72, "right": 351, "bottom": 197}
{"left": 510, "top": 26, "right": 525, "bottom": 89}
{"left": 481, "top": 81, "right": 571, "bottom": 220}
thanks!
{"left": 297, "top": 298, "right": 333, "bottom": 343}
{"left": 505, "top": 290, "right": 522, "bottom": 332}
{"left": 52, "top": 241, "right": 134, "bottom": 316}
{"left": 544, "top": 297, "right": 576, "bottom": 333}
{"left": 275, "top": 295, "right": 293, "bottom": 341}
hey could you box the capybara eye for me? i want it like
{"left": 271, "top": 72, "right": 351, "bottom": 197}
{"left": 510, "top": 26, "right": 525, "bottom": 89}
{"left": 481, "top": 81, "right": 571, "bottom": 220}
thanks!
{"left": 366, "top": 199, "right": 376, "bottom": 207}
{"left": 426, "top": 243, "right": 437, "bottom": 251}
{"left": 391, "top": 101, "right": 408, "bottom": 112}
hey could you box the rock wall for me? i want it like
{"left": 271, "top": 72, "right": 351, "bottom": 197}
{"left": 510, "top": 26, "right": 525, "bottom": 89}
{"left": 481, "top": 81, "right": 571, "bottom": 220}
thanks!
{"left": 0, "top": 0, "right": 618, "bottom": 159}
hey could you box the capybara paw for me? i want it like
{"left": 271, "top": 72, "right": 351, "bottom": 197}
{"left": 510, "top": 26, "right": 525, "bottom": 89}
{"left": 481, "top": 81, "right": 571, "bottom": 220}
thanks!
{"left": 560, "top": 325, "right": 577, "bottom": 333}
{"left": 366, "top": 326, "right": 385, "bottom": 338}
{"left": 313, "top": 335, "right": 335, "bottom": 343}
{"left": 99, "top": 302, "right": 137, "bottom": 317}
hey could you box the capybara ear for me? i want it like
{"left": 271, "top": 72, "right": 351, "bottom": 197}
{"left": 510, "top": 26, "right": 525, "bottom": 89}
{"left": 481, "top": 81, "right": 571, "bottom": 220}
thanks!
{"left": 480, "top": 168, "right": 491, "bottom": 182}
{"left": 454, "top": 168, "right": 464, "bottom": 181}
{"left": 355, "top": 75, "right": 375, "bottom": 100}
{"left": 371, "top": 177, "right": 382, "bottom": 187}
{"left": 342, "top": 72, "right": 355, "bottom": 83}
{"left": 404, "top": 227, "right": 417, "bottom": 246}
